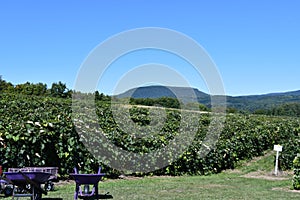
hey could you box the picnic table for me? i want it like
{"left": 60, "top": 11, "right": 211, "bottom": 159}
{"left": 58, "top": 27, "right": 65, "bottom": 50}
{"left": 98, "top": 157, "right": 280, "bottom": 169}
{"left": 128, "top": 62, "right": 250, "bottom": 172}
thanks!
{"left": 8, "top": 167, "right": 58, "bottom": 191}
{"left": 4, "top": 171, "right": 51, "bottom": 200}
{"left": 69, "top": 167, "right": 112, "bottom": 200}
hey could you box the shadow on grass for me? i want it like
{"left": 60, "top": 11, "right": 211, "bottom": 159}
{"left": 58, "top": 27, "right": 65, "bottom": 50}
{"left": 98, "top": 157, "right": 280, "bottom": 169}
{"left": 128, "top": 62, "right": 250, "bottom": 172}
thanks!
{"left": 41, "top": 194, "right": 114, "bottom": 200}
{"left": 42, "top": 198, "right": 64, "bottom": 200}
{"left": 77, "top": 194, "right": 113, "bottom": 199}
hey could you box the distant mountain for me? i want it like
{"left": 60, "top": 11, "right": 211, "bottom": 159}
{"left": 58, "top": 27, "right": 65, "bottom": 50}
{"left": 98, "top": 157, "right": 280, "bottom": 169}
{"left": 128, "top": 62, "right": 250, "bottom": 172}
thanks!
{"left": 263, "top": 90, "right": 300, "bottom": 97}
{"left": 116, "top": 85, "right": 300, "bottom": 112}
{"left": 226, "top": 91, "right": 300, "bottom": 111}
{"left": 116, "top": 85, "right": 209, "bottom": 103}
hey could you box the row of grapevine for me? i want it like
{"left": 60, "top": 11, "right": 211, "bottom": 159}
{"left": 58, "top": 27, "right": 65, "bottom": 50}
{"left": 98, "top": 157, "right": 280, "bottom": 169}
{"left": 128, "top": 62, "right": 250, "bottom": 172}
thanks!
{"left": 1, "top": 92, "right": 299, "bottom": 178}
{"left": 293, "top": 155, "right": 300, "bottom": 190}
{"left": 0, "top": 93, "right": 98, "bottom": 178}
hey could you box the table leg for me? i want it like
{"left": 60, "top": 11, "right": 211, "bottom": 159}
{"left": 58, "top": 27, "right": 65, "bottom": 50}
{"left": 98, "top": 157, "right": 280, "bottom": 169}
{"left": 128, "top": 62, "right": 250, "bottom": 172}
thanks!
{"left": 32, "top": 184, "right": 42, "bottom": 200}
{"left": 32, "top": 185, "right": 35, "bottom": 200}
{"left": 95, "top": 183, "right": 99, "bottom": 200}
{"left": 12, "top": 184, "right": 15, "bottom": 200}
{"left": 74, "top": 183, "right": 79, "bottom": 200}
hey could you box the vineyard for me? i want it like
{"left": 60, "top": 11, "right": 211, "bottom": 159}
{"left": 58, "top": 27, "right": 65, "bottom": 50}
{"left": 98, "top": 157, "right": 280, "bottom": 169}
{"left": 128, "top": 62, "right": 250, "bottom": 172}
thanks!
{"left": 0, "top": 92, "right": 300, "bottom": 178}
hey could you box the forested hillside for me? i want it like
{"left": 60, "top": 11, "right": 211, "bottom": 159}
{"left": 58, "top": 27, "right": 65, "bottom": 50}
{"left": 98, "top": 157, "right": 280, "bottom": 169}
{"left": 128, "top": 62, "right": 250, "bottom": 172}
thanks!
{"left": 118, "top": 85, "right": 300, "bottom": 115}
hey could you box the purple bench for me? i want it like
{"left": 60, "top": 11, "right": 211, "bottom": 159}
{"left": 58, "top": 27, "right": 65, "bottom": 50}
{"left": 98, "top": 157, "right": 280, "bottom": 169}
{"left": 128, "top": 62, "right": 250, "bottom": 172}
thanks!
{"left": 8, "top": 167, "right": 58, "bottom": 191}
{"left": 4, "top": 171, "right": 51, "bottom": 200}
{"left": 69, "top": 167, "right": 107, "bottom": 200}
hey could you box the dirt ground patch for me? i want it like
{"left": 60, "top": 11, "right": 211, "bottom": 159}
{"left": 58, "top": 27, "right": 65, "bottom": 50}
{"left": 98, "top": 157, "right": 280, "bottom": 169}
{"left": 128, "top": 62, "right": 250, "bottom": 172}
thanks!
{"left": 242, "top": 170, "right": 292, "bottom": 181}
{"left": 272, "top": 187, "right": 300, "bottom": 193}
{"left": 54, "top": 179, "right": 75, "bottom": 186}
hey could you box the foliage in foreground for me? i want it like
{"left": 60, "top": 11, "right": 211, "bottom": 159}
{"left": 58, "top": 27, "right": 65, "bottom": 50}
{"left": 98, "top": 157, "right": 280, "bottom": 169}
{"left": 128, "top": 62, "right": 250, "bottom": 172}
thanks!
{"left": 0, "top": 92, "right": 300, "bottom": 178}
{"left": 293, "top": 155, "right": 300, "bottom": 190}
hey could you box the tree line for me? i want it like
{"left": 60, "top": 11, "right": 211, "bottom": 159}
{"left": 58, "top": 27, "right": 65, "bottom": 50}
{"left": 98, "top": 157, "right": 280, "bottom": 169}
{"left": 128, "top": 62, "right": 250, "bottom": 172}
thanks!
{"left": 0, "top": 76, "right": 71, "bottom": 98}
{"left": 253, "top": 102, "right": 300, "bottom": 117}
{"left": 0, "top": 76, "right": 113, "bottom": 101}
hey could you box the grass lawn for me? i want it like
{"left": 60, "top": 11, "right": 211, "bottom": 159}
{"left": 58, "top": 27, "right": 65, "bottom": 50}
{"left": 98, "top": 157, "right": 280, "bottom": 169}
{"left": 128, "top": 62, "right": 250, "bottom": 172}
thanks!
{"left": 2, "top": 152, "right": 300, "bottom": 200}
{"left": 43, "top": 173, "right": 298, "bottom": 200}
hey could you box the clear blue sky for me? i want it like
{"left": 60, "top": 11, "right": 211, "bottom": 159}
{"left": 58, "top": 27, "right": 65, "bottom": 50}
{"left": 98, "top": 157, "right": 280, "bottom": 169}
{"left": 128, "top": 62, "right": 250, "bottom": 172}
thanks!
{"left": 1, "top": 0, "right": 299, "bottom": 96}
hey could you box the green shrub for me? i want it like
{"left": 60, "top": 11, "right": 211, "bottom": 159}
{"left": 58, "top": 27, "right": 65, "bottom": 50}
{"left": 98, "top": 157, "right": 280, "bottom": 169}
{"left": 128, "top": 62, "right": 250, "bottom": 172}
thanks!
{"left": 292, "top": 155, "right": 300, "bottom": 190}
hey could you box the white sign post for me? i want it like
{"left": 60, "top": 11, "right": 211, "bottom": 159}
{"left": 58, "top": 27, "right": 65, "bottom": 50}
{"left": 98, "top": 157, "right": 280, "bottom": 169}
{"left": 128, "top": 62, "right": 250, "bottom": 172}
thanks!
{"left": 274, "top": 145, "right": 283, "bottom": 176}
